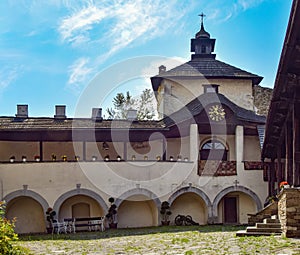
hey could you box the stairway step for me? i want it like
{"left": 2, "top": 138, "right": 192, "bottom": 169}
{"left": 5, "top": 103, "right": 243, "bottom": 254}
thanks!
{"left": 256, "top": 223, "right": 281, "bottom": 229}
{"left": 236, "top": 230, "right": 281, "bottom": 237}
{"left": 246, "top": 226, "right": 282, "bottom": 233}
{"left": 263, "top": 218, "right": 280, "bottom": 224}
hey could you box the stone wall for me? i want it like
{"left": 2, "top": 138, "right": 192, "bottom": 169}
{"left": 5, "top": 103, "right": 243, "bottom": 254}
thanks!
{"left": 247, "top": 201, "right": 278, "bottom": 225}
{"left": 278, "top": 188, "right": 300, "bottom": 237}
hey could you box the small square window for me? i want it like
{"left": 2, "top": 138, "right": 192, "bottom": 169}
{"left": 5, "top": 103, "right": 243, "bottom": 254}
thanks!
{"left": 203, "top": 84, "right": 219, "bottom": 93}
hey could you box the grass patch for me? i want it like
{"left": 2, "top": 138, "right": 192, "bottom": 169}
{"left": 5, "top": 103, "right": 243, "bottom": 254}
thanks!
{"left": 16, "top": 225, "right": 300, "bottom": 255}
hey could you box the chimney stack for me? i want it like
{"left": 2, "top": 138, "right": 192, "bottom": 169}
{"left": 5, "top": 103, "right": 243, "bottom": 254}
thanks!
{"left": 159, "top": 65, "right": 166, "bottom": 75}
{"left": 127, "top": 109, "right": 137, "bottom": 121}
{"left": 54, "top": 105, "right": 66, "bottom": 119}
{"left": 92, "top": 108, "right": 103, "bottom": 121}
{"left": 16, "top": 104, "right": 28, "bottom": 118}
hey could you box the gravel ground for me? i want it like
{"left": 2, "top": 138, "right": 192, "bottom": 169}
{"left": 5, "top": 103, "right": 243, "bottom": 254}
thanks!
{"left": 17, "top": 226, "right": 300, "bottom": 255}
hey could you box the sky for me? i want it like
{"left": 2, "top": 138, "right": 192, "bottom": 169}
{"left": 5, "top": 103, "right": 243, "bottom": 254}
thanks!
{"left": 0, "top": 0, "right": 293, "bottom": 118}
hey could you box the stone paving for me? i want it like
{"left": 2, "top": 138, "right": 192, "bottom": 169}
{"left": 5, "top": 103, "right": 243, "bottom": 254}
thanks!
{"left": 18, "top": 226, "right": 300, "bottom": 255}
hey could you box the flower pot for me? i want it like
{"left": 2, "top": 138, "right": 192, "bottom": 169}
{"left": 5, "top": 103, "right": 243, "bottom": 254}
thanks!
{"left": 161, "top": 221, "right": 170, "bottom": 226}
{"left": 46, "top": 227, "right": 52, "bottom": 234}
{"left": 109, "top": 223, "right": 118, "bottom": 229}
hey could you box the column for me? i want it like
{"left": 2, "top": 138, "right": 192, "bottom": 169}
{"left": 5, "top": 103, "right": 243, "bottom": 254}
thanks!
{"left": 82, "top": 141, "right": 86, "bottom": 161}
{"left": 189, "top": 124, "right": 199, "bottom": 162}
{"left": 39, "top": 141, "right": 43, "bottom": 161}
{"left": 269, "top": 158, "right": 276, "bottom": 197}
{"left": 235, "top": 125, "right": 244, "bottom": 171}
{"left": 293, "top": 103, "right": 300, "bottom": 186}
{"left": 286, "top": 120, "right": 293, "bottom": 186}
{"left": 123, "top": 142, "right": 127, "bottom": 161}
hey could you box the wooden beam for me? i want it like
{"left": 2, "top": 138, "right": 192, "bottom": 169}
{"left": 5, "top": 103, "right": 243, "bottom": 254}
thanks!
{"left": 293, "top": 103, "right": 300, "bottom": 186}
{"left": 286, "top": 120, "right": 294, "bottom": 185}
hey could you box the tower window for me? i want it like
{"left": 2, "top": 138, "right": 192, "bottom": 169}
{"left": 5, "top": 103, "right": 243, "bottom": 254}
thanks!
{"left": 201, "top": 45, "right": 206, "bottom": 53}
{"left": 203, "top": 84, "right": 219, "bottom": 93}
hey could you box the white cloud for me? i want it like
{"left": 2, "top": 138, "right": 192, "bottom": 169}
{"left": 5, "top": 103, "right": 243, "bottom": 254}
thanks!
{"left": 58, "top": 0, "right": 189, "bottom": 53}
{"left": 0, "top": 66, "right": 22, "bottom": 90}
{"left": 67, "top": 57, "right": 93, "bottom": 92}
{"left": 205, "top": 0, "right": 267, "bottom": 23}
{"left": 58, "top": 4, "right": 110, "bottom": 45}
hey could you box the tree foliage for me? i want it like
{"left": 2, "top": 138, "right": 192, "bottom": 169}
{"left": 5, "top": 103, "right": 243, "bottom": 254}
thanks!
{"left": 106, "top": 89, "right": 157, "bottom": 120}
{"left": 0, "top": 201, "right": 29, "bottom": 254}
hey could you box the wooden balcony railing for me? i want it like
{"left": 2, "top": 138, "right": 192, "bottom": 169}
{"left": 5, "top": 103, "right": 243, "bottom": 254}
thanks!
{"left": 198, "top": 160, "right": 237, "bottom": 176}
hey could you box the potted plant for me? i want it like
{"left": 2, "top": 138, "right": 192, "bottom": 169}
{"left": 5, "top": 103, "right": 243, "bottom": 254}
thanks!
{"left": 280, "top": 181, "right": 289, "bottom": 190}
{"left": 9, "top": 156, "right": 15, "bottom": 163}
{"left": 51, "top": 153, "right": 56, "bottom": 161}
{"left": 22, "top": 155, "right": 27, "bottom": 162}
{"left": 34, "top": 155, "right": 40, "bottom": 162}
{"left": 160, "top": 201, "right": 172, "bottom": 226}
{"left": 45, "top": 207, "right": 56, "bottom": 233}
{"left": 106, "top": 197, "right": 117, "bottom": 228}
{"left": 62, "top": 155, "right": 67, "bottom": 162}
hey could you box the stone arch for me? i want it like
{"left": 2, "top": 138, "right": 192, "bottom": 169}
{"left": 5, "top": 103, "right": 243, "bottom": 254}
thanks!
{"left": 115, "top": 188, "right": 161, "bottom": 208}
{"left": 212, "top": 185, "right": 262, "bottom": 218}
{"left": 168, "top": 186, "right": 212, "bottom": 219}
{"left": 168, "top": 186, "right": 212, "bottom": 208}
{"left": 115, "top": 188, "right": 161, "bottom": 228}
{"left": 3, "top": 189, "right": 49, "bottom": 213}
{"left": 53, "top": 188, "right": 108, "bottom": 216}
{"left": 200, "top": 137, "right": 229, "bottom": 151}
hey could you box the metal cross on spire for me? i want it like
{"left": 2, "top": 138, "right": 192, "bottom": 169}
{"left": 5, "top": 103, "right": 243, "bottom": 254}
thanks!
{"left": 199, "top": 12, "right": 206, "bottom": 25}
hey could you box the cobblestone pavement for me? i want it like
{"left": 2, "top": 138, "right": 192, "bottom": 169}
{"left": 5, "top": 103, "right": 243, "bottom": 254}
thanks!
{"left": 18, "top": 226, "right": 300, "bottom": 255}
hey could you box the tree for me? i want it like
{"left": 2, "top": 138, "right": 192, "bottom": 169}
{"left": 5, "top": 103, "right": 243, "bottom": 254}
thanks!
{"left": 106, "top": 89, "right": 157, "bottom": 120}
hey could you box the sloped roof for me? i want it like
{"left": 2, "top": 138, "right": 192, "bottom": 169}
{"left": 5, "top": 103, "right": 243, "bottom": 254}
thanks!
{"left": 162, "top": 92, "right": 266, "bottom": 127}
{"left": 151, "top": 57, "right": 263, "bottom": 91}
{"left": 262, "top": 0, "right": 300, "bottom": 159}
{"left": 0, "top": 117, "right": 165, "bottom": 131}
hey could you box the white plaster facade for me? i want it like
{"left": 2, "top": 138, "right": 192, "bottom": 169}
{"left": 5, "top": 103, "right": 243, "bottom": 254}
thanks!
{"left": 0, "top": 21, "right": 268, "bottom": 234}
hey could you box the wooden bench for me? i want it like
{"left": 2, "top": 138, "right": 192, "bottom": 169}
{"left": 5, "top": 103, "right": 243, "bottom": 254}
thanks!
{"left": 64, "top": 217, "right": 105, "bottom": 232}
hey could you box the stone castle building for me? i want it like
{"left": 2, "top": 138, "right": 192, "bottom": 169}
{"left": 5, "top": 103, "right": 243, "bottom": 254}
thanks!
{"left": 0, "top": 17, "right": 267, "bottom": 233}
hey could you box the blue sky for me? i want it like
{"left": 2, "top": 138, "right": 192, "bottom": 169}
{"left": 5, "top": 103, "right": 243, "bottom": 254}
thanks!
{"left": 0, "top": 0, "right": 292, "bottom": 117}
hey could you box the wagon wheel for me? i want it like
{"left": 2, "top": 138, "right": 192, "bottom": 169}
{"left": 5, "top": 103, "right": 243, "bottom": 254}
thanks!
{"left": 185, "top": 215, "right": 193, "bottom": 226}
{"left": 175, "top": 215, "right": 184, "bottom": 226}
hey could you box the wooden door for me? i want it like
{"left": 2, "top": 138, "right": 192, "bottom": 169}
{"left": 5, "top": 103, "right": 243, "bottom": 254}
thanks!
{"left": 224, "top": 197, "right": 238, "bottom": 224}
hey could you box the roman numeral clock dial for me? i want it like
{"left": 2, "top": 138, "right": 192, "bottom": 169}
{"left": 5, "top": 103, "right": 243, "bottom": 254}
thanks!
{"left": 208, "top": 104, "right": 226, "bottom": 121}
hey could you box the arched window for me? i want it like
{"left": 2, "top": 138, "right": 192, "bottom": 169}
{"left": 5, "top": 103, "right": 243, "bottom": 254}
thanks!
{"left": 200, "top": 140, "right": 228, "bottom": 160}
{"left": 201, "top": 45, "right": 206, "bottom": 53}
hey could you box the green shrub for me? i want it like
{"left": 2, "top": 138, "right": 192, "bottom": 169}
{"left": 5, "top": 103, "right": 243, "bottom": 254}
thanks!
{"left": 0, "top": 201, "right": 29, "bottom": 255}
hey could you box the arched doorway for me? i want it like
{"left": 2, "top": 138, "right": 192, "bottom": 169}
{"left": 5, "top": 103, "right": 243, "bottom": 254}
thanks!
{"left": 6, "top": 196, "right": 46, "bottom": 234}
{"left": 58, "top": 195, "right": 104, "bottom": 220}
{"left": 170, "top": 192, "right": 208, "bottom": 225}
{"left": 217, "top": 191, "right": 257, "bottom": 224}
{"left": 117, "top": 194, "right": 158, "bottom": 228}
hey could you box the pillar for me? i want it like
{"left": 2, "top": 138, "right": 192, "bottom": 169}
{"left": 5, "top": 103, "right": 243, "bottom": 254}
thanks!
{"left": 189, "top": 124, "right": 199, "bottom": 162}
{"left": 235, "top": 125, "right": 244, "bottom": 171}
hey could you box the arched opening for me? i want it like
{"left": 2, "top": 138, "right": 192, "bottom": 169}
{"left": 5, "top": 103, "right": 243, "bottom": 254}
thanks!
{"left": 58, "top": 195, "right": 104, "bottom": 220}
{"left": 217, "top": 191, "right": 257, "bottom": 224}
{"left": 6, "top": 196, "right": 46, "bottom": 234}
{"left": 170, "top": 192, "right": 207, "bottom": 225}
{"left": 200, "top": 139, "right": 228, "bottom": 160}
{"left": 72, "top": 202, "right": 90, "bottom": 218}
{"left": 117, "top": 194, "right": 158, "bottom": 228}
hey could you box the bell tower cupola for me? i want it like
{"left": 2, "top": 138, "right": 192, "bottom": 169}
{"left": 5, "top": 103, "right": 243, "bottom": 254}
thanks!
{"left": 191, "top": 13, "right": 216, "bottom": 59}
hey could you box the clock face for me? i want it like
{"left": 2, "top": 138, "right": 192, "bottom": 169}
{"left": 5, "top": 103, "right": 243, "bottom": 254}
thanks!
{"left": 208, "top": 104, "right": 226, "bottom": 121}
